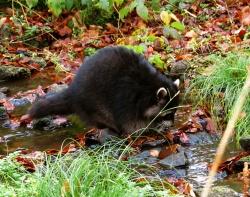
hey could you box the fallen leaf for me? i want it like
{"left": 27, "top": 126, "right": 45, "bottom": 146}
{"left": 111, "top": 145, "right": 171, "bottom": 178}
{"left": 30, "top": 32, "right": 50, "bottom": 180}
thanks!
{"left": 185, "top": 30, "right": 198, "bottom": 38}
{"left": 16, "top": 156, "right": 36, "bottom": 172}
{"left": 20, "top": 114, "right": 32, "bottom": 125}
{"left": 0, "top": 99, "right": 15, "bottom": 111}
{"left": 160, "top": 11, "right": 171, "bottom": 25}
{"left": 158, "top": 144, "right": 179, "bottom": 159}
{"left": 217, "top": 151, "right": 250, "bottom": 174}
{"left": 0, "top": 17, "right": 7, "bottom": 29}
{"left": 241, "top": 6, "right": 250, "bottom": 25}
{"left": 179, "top": 132, "right": 189, "bottom": 144}
{"left": 57, "top": 25, "right": 72, "bottom": 37}
{"left": 204, "top": 117, "right": 216, "bottom": 133}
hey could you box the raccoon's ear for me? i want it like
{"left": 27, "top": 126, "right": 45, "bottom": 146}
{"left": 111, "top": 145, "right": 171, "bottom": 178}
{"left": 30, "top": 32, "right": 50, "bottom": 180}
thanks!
{"left": 173, "top": 79, "right": 180, "bottom": 88}
{"left": 157, "top": 87, "right": 167, "bottom": 100}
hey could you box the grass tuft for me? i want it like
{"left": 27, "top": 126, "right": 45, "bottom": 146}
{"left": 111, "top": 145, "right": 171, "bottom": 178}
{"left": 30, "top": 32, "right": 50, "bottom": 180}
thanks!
{"left": 0, "top": 144, "right": 179, "bottom": 197}
{"left": 188, "top": 52, "right": 250, "bottom": 142}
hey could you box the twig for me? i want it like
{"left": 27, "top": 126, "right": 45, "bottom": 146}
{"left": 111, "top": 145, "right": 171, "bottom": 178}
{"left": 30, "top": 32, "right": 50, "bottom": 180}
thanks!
{"left": 243, "top": 162, "right": 249, "bottom": 197}
{"left": 112, "top": 4, "right": 124, "bottom": 38}
{"left": 201, "top": 65, "right": 250, "bottom": 197}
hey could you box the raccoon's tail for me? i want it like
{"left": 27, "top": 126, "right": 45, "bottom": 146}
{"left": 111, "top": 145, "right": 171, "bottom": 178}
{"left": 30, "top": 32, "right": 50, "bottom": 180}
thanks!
{"left": 28, "top": 89, "right": 73, "bottom": 119}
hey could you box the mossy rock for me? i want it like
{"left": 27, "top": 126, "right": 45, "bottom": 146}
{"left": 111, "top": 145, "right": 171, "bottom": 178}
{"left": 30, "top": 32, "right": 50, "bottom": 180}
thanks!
{"left": 0, "top": 65, "right": 31, "bottom": 81}
{"left": 239, "top": 136, "right": 250, "bottom": 151}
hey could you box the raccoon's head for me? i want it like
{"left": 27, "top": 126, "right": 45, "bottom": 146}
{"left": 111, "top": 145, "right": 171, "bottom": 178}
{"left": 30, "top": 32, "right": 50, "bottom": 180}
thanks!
{"left": 144, "top": 79, "right": 180, "bottom": 127}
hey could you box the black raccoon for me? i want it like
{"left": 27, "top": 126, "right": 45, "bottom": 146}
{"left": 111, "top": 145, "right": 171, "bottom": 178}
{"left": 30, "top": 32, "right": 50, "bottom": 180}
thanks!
{"left": 29, "top": 46, "right": 179, "bottom": 135}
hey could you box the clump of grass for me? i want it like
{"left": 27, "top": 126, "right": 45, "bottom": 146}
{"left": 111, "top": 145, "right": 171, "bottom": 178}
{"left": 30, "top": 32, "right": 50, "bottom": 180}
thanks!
{"left": 0, "top": 152, "right": 38, "bottom": 197}
{"left": 188, "top": 52, "right": 250, "bottom": 142}
{"left": 0, "top": 144, "right": 179, "bottom": 197}
{"left": 36, "top": 144, "right": 177, "bottom": 197}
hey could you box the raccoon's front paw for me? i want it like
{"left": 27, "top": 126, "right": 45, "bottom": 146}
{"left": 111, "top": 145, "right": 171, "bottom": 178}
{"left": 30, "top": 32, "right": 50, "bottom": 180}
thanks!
{"left": 97, "top": 128, "right": 120, "bottom": 144}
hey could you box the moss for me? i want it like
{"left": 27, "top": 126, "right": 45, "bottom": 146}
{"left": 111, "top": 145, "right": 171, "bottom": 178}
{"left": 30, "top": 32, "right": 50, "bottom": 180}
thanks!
{"left": 0, "top": 66, "right": 31, "bottom": 81}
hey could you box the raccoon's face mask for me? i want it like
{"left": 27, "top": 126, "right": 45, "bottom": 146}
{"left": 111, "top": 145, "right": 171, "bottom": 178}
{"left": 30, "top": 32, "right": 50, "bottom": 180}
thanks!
{"left": 144, "top": 79, "right": 180, "bottom": 126}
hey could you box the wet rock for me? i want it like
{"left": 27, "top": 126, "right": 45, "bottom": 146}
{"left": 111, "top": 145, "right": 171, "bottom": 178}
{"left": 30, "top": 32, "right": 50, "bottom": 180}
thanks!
{"left": 32, "top": 117, "right": 54, "bottom": 130}
{"left": 130, "top": 149, "right": 160, "bottom": 164}
{"left": 0, "top": 92, "right": 6, "bottom": 99}
{"left": 187, "top": 131, "right": 217, "bottom": 145}
{"left": 10, "top": 98, "right": 30, "bottom": 107}
{"left": 239, "top": 136, "right": 250, "bottom": 151}
{"left": 158, "top": 147, "right": 188, "bottom": 169}
{"left": 168, "top": 60, "right": 189, "bottom": 81}
{"left": 159, "top": 168, "right": 187, "bottom": 178}
{"left": 0, "top": 106, "right": 8, "bottom": 120}
{"left": 0, "top": 65, "right": 31, "bottom": 81}
{"left": 141, "top": 139, "right": 166, "bottom": 148}
{"left": 32, "top": 116, "right": 68, "bottom": 131}
{"left": 170, "top": 61, "right": 189, "bottom": 74}
{"left": 196, "top": 186, "right": 241, "bottom": 197}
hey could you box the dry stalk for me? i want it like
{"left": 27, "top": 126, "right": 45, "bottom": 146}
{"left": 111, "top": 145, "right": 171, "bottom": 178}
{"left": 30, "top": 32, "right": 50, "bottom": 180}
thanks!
{"left": 243, "top": 162, "right": 249, "bottom": 197}
{"left": 201, "top": 66, "right": 250, "bottom": 197}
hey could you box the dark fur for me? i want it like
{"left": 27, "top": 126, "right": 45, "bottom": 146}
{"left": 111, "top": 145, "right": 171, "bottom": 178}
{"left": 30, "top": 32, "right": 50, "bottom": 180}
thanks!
{"left": 29, "top": 46, "right": 179, "bottom": 135}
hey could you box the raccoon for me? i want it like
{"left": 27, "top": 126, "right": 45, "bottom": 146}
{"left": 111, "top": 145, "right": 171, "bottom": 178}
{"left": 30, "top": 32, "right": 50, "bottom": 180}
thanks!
{"left": 28, "top": 46, "right": 179, "bottom": 136}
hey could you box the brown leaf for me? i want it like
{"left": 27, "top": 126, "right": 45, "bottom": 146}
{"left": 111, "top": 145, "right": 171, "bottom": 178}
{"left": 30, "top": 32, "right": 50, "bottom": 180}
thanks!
{"left": 20, "top": 114, "right": 32, "bottom": 125}
{"left": 179, "top": 132, "right": 189, "bottom": 144}
{"left": 204, "top": 117, "right": 216, "bottom": 133}
{"left": 57, "top": 25, "right": 72, "bottom": 37}
{"left": 158, "top": 144, "right": 179, "bottom": 159}
{"left": 61, "top": 143, "right": 76, "bottom": 154}
{"left": 0, "top": 98, "right": 15, "bottom": 111}
{"left": 166, "top": 178, "right": 195, "bottom": 196}
{"left": 46, "top": 149, "right": 59, "bottom": 155}
{"left": 18, "top": 57, "right": 31, "bottom": 64}
{"left": 164, "top": 132, "right": 174, "bottom": 142}
{"left": 105, "top": 23, "right": 117, "bottom": 34}
{"left": 241, "top": 6, "right": 250, "bottom": 26}
{"left": 217, "top": 152, "right": 250, "bottom": 174}
{"left": 185, "top": 30, "right": 198, "bottom": 38}
{"left": 16, "top": 157, "right": 36, "bottom": 172}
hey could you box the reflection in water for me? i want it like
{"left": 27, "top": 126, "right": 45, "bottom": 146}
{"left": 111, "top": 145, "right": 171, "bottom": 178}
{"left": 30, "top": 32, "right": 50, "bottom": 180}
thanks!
{"left": 0, "top": 126, "right": 84, "bottom": 154}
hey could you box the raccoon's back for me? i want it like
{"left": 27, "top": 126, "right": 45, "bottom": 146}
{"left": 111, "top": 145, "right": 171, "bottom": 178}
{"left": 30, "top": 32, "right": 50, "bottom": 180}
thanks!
{"left": 72, "top": 47, "right": 159, "bottom": 94}
{"left": 70, "top": 46, "right": 167, "bottom": 118}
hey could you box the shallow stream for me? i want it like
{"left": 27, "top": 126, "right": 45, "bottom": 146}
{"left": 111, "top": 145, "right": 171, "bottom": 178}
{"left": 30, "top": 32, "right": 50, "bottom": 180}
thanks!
{"left": 0, "top": 75, "right": 244, "bottom": 194}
